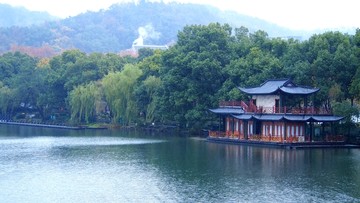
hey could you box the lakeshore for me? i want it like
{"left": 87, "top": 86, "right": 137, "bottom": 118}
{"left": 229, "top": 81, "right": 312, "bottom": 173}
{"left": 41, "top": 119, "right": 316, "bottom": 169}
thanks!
{"left": 0, "top": 120, "right": 105, "bottom": 130}
{"left": 0, "top": 120, "right": 181, "bottom": 133}
{"left": 1, "top": 120, "right": 359, "bottom": 149}
{"left": 0, "top": 120, "right": 81, "bottom": 129}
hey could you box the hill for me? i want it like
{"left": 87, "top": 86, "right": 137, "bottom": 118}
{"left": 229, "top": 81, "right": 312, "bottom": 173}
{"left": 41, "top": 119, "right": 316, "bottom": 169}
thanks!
{"left": 0, "top": 2, "right": 302, "bottom": 56}
{"left": 0, "top": 3, "right": 58, "bottom": 27}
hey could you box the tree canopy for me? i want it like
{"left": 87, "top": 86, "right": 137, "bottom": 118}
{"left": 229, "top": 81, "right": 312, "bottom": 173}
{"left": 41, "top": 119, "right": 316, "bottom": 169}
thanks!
{"left": 0, "top": 24, "right": 359, "bottom": 133}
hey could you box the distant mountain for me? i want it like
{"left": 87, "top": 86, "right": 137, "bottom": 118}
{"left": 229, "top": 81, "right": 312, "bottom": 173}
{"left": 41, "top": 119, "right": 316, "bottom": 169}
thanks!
{"left": 0, "top": 3, "right": 58, "bottom": 27}
{"left": 0, "top": 2, "right": 318, "bottom": 56}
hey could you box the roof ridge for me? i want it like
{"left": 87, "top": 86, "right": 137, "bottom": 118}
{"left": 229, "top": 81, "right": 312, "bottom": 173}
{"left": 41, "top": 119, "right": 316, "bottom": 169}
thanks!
{"left": 261, "top": 78, "right": 290, "bottom": 86}
{"left": 241, "top": 78, "right": 290, "bottom": 89}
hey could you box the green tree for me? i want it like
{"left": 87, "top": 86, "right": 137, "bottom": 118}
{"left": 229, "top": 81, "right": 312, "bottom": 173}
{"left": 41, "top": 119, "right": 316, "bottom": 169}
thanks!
{"left": 224, "top": 47, "right": 283, "bottom": 87}
{"left": 142, "top": 76, "right": 161, "bottom": 122}
{"left": 0, "top": 81, "right": 14, "bottom": 115}
{"left": 233, "top": 26, "right": 252, "bottom": 57}
{"left": 102, "top": 64, "right": 142, "bottom": 124}
{"left": 158, "top": 23, "right": 232, "bottom": 130}
{"left": 134, "top": 50, "right": 164, "bottom": 123}
{"left": 1, "top": 52, "right": 40, "bottom": 115}
{"left": 46, "top": 50, "right": 133, "bottom": 121}
{"left": 69, "top": 82, "right": 100, "bottom": 123}
{"left": 350, "top": 29, "right": 360, "bottom": 102}
{"left": 332, "top": 101, "right": 359, "bottom": 137}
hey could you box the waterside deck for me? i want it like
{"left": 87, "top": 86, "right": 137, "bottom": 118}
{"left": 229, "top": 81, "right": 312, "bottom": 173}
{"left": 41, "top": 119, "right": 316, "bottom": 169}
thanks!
{"left": 207, "top": 136, "right": 360, "bottom": 149}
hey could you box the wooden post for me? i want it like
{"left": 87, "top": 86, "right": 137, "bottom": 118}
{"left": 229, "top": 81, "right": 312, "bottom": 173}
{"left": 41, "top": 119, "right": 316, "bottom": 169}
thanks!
{"left": 272, "top": 121, "right": 275, "bottom": 142}
{"left": 312, "top": 94, "right": 315, "bottom": 115}
{"left": 244, "top": 120, "right": 248, "bottom": 140}
{"left": 304, "top": 96, "right": 308, "bottom": 114}
{"left": 232, "top": 117, "right": 235, "bottom": 136}
{"left": 279, "top": 93, "right": 283, "bottom": 113}
{"left": 222, "top": 116, "right": 226, "bottom": 132}
{"left": 321, "top": 122, "right": 325, "bottom": 141}
{"left": 310, "top": 122, "right": 313, "bottom": 142}
{"left": 284, "top": 122, "right": 287, "bottom": 142}
{"left": 218, "top": 116, "right": 221, "bottom": 136}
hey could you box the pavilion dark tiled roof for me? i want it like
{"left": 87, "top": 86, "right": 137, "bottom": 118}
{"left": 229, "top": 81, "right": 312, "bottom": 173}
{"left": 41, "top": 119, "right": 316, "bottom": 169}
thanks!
{"left": 238, "top": 79, "right": 319, "bottom": 95}
{"left": 232, "top": 114, "right": 254, "bottom": 120}
{"left": 233, "top": 114, "right": 343, "bottom": 122}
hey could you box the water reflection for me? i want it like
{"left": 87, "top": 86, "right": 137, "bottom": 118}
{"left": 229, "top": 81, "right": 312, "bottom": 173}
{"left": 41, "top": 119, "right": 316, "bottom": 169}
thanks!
{"left": 0, "top": 126, "right": 171, "bottom": 202}
{"left": 0, "top": 125, "right": 359, "bottom": 202}
{"left": 205, "top": 143, "right": 360, "bottom": 202}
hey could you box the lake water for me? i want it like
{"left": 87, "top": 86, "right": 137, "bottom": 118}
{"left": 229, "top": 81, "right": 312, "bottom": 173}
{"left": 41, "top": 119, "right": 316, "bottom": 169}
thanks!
{"left": 0, "top": 125, "right": 359, "bottom": 202}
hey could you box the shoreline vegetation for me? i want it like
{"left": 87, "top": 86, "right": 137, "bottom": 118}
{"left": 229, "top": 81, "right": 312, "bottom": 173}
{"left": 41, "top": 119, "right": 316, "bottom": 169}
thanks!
{"left": 0, "top": 24, "right": 360, "bottom": 140}
{"left": 0, "top": 119, "right": 185, "bottom": 134}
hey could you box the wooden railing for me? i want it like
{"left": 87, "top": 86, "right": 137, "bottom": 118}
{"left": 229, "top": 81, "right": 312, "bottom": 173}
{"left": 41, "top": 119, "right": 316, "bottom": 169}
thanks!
{"left": 241, "top": 101, "right": 248, "bottom": 111}
{"left": 219, "top": 101, "right": 331, "bottom": 115}
{"left": 219, "top": 101, "right": 242, "bottom": 107}
{"left": 209, "top": 131, "right": 344, "bottom": 143}
{"left": 246, "top": 106, "right": 332, "bottom": 114}
{"left": 209, "top": 131, "right": 226, "bottom": 137}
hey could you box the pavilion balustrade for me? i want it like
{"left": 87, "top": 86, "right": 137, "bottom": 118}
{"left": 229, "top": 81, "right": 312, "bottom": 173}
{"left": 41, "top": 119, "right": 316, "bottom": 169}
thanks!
{"left": 208, "top": 131, "right": 226, "bottom": 137}
{"left": 209, "top": 131, "right": 344, "bottom": 143}
{"left": 219, "top": 101, "right": 242, "bottom": 107}
{"left": 219, "top": 101, "right": 331, "bottom": 115}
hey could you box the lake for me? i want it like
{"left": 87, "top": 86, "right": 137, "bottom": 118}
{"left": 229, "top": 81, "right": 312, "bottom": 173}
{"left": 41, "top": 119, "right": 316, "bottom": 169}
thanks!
{"left": 0, "top": 125, "right": 359, "bottom": 202}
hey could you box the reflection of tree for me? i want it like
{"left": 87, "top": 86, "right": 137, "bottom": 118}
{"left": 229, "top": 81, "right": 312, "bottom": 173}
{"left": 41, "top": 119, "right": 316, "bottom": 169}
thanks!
{"left": 208, "top": 144, "right": 360, "bottom": 199}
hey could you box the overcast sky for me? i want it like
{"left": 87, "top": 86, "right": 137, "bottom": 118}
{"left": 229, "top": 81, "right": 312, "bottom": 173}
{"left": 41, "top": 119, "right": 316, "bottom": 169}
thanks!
{"left": 0, "top": 0, "right": 359, "bottom": 31}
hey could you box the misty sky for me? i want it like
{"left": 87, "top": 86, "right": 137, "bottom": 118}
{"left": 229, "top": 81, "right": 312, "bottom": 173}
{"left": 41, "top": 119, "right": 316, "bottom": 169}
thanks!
{"left": 0, "top": 0, "right": 359, "bottom": 30}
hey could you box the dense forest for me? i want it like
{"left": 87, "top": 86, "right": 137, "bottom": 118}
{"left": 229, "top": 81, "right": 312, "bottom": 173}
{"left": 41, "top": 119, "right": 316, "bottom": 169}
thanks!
{"left": 0, "top": 23, "right": 359, "bottom": 134}
{"left": 0, "top": 1, "right": 303, "bottom": 56}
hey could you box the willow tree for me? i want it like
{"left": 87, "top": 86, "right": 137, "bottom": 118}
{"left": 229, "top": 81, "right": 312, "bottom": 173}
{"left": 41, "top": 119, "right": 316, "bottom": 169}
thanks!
{"left": 102, "top": 64, "right": 142, "bottom": 124}
{"left": 69, "top": 82, "right": 100, "bottom": 123}
{"left": 0, "top": 82, "right": 14, "bottom": 115}
{"left": 143, "top": 76, "right": 161, "bottom": 122}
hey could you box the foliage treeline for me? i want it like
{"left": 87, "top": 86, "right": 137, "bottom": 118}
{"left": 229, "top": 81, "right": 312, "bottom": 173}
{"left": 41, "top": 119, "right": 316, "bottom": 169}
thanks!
{"left": 0, "top": 23, "right": 359, "bottom": 132}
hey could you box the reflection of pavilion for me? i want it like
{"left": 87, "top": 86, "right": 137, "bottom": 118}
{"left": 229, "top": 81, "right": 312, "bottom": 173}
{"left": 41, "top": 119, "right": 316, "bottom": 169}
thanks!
{"left": 208, "top": 79, "right": 346, "bottom": 146}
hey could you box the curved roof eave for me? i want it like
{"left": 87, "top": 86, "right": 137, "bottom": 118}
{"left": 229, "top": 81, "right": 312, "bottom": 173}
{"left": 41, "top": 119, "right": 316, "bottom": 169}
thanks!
{"left": 232, "top": 114, "right": 254, "bottom": 120}
{"left": 253, "top": 114, "right": 284, "bottom": 121}
{"left": 229, "top": 114, "right": 344, "bottom": 122}
{"left": 284, "top": 115, "right": 344, "bottom": 122}
{"left": 310, "top": 116, "right": 344, "bottom": 122}
{"left": 238, "top": 87, "right": 279, "bottom": 95}
{"left": 284, "top": 115, "right": 312, "bottom": 121}
{"left": 279, "top": 87, "right": 320, "bottom": 95}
